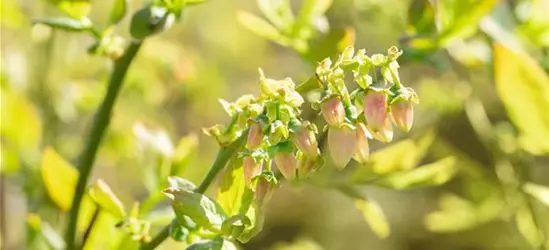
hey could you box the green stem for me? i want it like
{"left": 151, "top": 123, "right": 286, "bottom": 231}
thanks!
{"left": 65, "top": 41, "right": 143, "bottom": 250}
{"left": 142, "top": 70, "right": 322, "bottom": 249}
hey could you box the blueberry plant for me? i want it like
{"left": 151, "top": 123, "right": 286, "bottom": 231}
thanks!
{"left": 21, "top": 0, "right": 471, "bottom": 249}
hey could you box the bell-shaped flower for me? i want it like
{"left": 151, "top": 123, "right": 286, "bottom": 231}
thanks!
{"left": 353, "top": 123, "right": 371, "bottom": 164}
{"left": 363, "top": 90, "right": 389, "bottom": 133}
{"left": 390, "top": 98, "right": 414, "bottom": 132}
{"left": 327, "top": 126, "right": 356, "bottom": 170}
{"left": 243, "top": 156, "right": 263, "bottom": 187}
{"left": 274, "top": 152, "right": 297, "bottom": 180}
{"left": 321, "top": 97, "right": 346, "bottom": 126}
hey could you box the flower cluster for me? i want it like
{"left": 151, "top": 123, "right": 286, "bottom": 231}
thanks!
{"left": 204, "top": 46, "right": 418, "bottom": 204}
{"left": 314, "top": 46, "right": 418, "bottom": 169}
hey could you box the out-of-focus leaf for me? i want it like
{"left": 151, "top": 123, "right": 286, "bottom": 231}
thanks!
{"left": 354, "top": 198, "right": 390, "bottom": 239}
{"left": 186, "top": 0, "right": 208, "bottom": 5}
{"left": 167, "top": 176, "right": 196, "bottom": 191}
{"left": 40, "top": 147, "right": 77, "bottom": 211}
{"left": 237, "top": 11, "right": 289, "bottom": 46}
{"left": 89, "top": 179, "right": 126, "bottom": 219}
{"left": 407, "top": 0, "right": 436, "bottom": 35}
{"left": 494, "top": 44, "right": 549, "bottom": 155}
{"left": 436, "top": 0, "right": 498, "bottom": 46}
{"left": 133, "top": 121, "right": 174, "bottom": 157}
{"left": 523, "top": 183, "right": 549, "bottom": 208}
{"left": 305, "top": 26, "right": 356, "bottom": 63}
{"left": 171, "top": 133, "right": 198, "bottom": 176}
{"left": 257, "top": 0, "right": 294, "bottom": 32}
{"left": 49, "top": 0, "right": 91, "bottom": 19}
{"left": 33, "top": 17, "right": 92, "bottom": 31}
{"left": 517, "top": 0, "right": 549, "bottom": 47}
{"left": 515, "top": 205, "right": 544, "bottom": 247}
{"left": 0, "top": 91, "right": 42, "bottom": 152}
{"left": 375, "top": 156, "right": 457, "bottom": 190}
{"left": 0, "top": 143, "right": 19, "bottom": 174}
{"left": 186, "top": 237, "right": 237, "bottom": 250}
{"left": 424, "top": 193, "right": 504, "bottom": 232}
{"left": 163, "top": 187, "right": 226, "bottom": 232}
{"left": 353, "top": 131, "right": 434, "bottom": 181}
{"left": 294, "top": 0, "right": 332, "bottom": 33}
{"left": 27, "top": 214, "right": 65, "bottom": 250}
{"left": 217, "top": 161, "right": 246, "bottom": 216}
{"left": 108, "top": 0, "right": 127, "bottom": 25}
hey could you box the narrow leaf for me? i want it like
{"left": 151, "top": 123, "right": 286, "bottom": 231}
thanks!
{"left": 237, "top": 11, "right": 289, "bottom": 46}
{"left": 354, "top": 198, "right": 390, "bottom": 239}
{"left": 257, "top": 0, "right": 294, "bottom": 31}
{"left": 108, "top": 0, "right": 127, "bottom": 25}
{"left": 376, "top": 156, "right": 457, "bottom": 190}
{"left": 41, "top": 147, "right": 78, "bottom": 211}
{"left": 54, "top": 0, "right": 91, "bottom": 19}
{"left": 186, "top": 237, "right": 237, "bottom": 250}
{"left": 295, "top": 0, "right": 333, "bottom": 32}
{"left": 515, "top": 205, "right": 543, "bottom": 247}
{"left": 33, "top": 17, "right": 92, "bottom": 31}
{"left": 89, "top": 179, "right": 126, "bottom": 219}
{"left": 523, "top": 183, "right": 549, "bottom": 208}
{"left": 494, "top": 44, "right": 549, "bottom": 155}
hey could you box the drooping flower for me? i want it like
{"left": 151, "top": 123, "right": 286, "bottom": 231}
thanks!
{"left": 292, "top": 124, "right": 319, "bottom": 158}
{"left": 327, "top": 126, "right": 356, "bottom": 170}
{"left": 246, "top": 122, "right": 264, "bottom": 149}
{"left": 363, "top": 90, "right": 388, "bottom": 133}
{"left": 274, "top": 152, "right": 297, "bottom": 180}
{"left": 321, "top": 97, "right": 346, "bottom": 126}
{"left": 390, "top": 98, "right": 414, "bottom": 132}
{"left": 353, "top": 123, "right": 371, "bottom": 164}
{"left": 243, "top": 156, "right": 263, "bottom": 187}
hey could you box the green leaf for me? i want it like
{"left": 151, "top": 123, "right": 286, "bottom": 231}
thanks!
{"left": 257, "top": 0, "right": 294, "bottom": 32}
{"left": 40, "top": 147, "right": 77, "bottom": 211}
{"left": 167, "top": 176, "right": 196, "bottom": 191}
{"left": 494, "top": 44, "right": 549, "bottom": 155}
{"left": 375, "top": 156, "right": 457, "bottom": 190}
{"left": 354, "top": 198, "right": 390, "bottom": 239}
{"left": 217, "top": 161, "right": 247, "bottom": 216}
{"left": 33, "top": 17, "right": 92, "bottom": 31}
{"left": 352, "top": 131, "right": 434, "bottom": 181}
{"left": 437, "top": 0, "right": 498, "bottom": 46}
{"left": 51, "top": 0, "right": 91, "bottom": 19}
{"left": 221, "top": 215, "right": 251, "bottom": 239}
{"left": 0, "top": 90, "right": 42, "bottom": 152}
{"left": 27, "top": 214, "right": 66, "bottom": 250}
{"left": 407, "top": 0, "right": 436, "bottom": 35}
{"left": 237, "top": 11, "right": 289, "bottom": 46}
{"left": 294, "top": 0, "right": 333, "bottom": 33}
{"left": 169, "top": 219, "right": 190, "bottom": 242}
{"left": 185, "top": 0, "right": 208, "bottom": 5}
{"left": 163, "top": 187, "right": 227, "bottom": 232}
{"left": 515, "top": 205, "right": 544, "bottom": 247}
{"left": 108, "top": 0, "right": 127, "bottom": 26}
{"left": 89, "top": 179, "right": 126, "bottom": 219}
{"left": 186, "top": 237, "right": 237, "bottom": 250}
{"left": 523, "top": 183, "right": 549, "bottom": 208}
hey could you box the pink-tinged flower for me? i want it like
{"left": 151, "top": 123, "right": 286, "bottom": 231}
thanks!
{"left": 293, "top": 126, "right": 319, "bottom": 158}
{"left": 327, "top": 126, "right": 356, "bottom": 170}
{"left": 371, "top": 117, "right": 393, "bottom": 143}
{"left": 246, "top": 122, "right": 264, "bottom": 149}
{"left": 390, "top": 98, "right": 414, "bottom": 132}
{"left": 353, "top": 123, "right": 371, "bottom": 164}
{"left": 254, "top": 178, "right": 273, "bottom": 206}
{"left": 363, "top": 91, "right": 388, "bottom": 132}
{"left": 321, "top": 97, "right": 345, "bottom": 126}
{"left": 274, "top": 153, "right": 297, "bottom": 180}
{"left": 243, "top": 156, "right": 263, "bottom": 187}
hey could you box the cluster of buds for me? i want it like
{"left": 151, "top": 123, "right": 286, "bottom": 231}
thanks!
{"left": 315, "top": 46, "right": 418, "bottom": 169}
{"left": 204, "top": 46, "right": 418, "bottom": 205}
{"left": 204, "top": 69, "right": 322, "bottom": 205}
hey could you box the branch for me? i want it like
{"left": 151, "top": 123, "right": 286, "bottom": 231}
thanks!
{"left": 65, "top": 41, "right": 143, "bottom": 250}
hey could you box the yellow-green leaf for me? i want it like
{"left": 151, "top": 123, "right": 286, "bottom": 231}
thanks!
{"left": 523, "top": 183, "right": 549, "bottom": 208}
{"left": 51, "top": 0, "right": 91, "bottom": 19}
{"left": 376, "top": 156, "right": 457, "bottom": 190}
{"left": 217, "top": 162, "right": 246, "bottom": 216}
{"left": 352, "top": 131, "right": 434, "bottom": 181}
{"left": 354, "top": 198, "right": 390, "bottom": 239}
{"left": 41, "top": 147, "right": 77, "bottom": 211}
{"left": 515, "top": 205, "right": 544, "bottom": 247}
{"left": 237, "top": 11, "right": 289, "bottom": 46}
{"left": 89, "top": 179, "right": 126, "bottom": 219}
{"left": 0, "top": 90, "right": 42, "bottom": 152}
{"left": 494, "top": 44, "right": 549, "bottom": 155}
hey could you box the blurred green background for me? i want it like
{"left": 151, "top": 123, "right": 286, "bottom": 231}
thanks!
{"left": 2, "top": 0, "right": 549, "bottom": 249}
